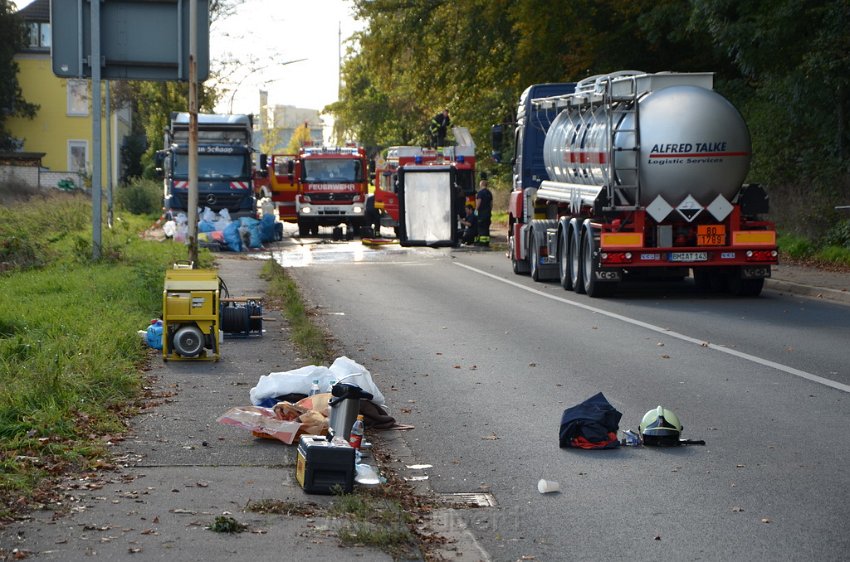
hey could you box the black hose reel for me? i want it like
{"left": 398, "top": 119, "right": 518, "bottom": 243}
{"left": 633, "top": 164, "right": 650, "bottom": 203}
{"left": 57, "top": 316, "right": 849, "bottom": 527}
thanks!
{"left": 220, "top": 298, "right": 264, "bottom": 337}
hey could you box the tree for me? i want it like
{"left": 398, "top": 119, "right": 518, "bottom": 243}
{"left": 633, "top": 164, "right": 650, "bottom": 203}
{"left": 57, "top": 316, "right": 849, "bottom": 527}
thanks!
{"left": 287, "top": 122, "right": 313, "bottom": 153}
{"left": 693, "top": 0, "right": 850, "bottom": 236}
{"left": 0, "top": 0, "right": 38, "bottom": 151}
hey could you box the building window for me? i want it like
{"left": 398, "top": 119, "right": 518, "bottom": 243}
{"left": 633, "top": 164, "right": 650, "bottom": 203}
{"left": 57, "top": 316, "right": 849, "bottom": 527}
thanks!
{"left": 67, "top": 80, "right": 89, "bottom": 116}
{"left": 26, "top": 22, "right": 51, "bottom": 49}
{"left": 68, "top": 140, "right": 88, "bottom": 173}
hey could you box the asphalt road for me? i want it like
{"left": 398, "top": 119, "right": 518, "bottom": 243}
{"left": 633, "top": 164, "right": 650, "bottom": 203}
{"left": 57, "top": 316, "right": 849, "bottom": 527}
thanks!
{"left": 281, "top": 238, "right": 850, "bottom": 562}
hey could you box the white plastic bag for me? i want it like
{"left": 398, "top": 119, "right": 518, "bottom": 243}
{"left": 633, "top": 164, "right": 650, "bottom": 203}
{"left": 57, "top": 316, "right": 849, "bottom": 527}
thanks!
{"left": 249, "top": 357, "right": 385, "bottom": 406}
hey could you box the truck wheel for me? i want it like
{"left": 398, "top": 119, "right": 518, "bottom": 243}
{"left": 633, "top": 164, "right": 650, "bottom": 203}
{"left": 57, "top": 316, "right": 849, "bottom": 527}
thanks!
{"left": 558, "top": 230, "right": 573, "bottom": 290}
{"left": 510, "top": 234, "right": 530, "bottom": 275}
{"left": 571, "top": 228, "right": 584, "bottom": 294}
{"left": 298, "top": 223, "right": 309, "bottom": 237}
{"left": 581, "top": 228, "right": 615, "bottom": 298}
{"left": 529, "top": 234, "right": 541, "bottom": 282}
{"left": 728, "top": 276, "right": 764, "bottom": 297}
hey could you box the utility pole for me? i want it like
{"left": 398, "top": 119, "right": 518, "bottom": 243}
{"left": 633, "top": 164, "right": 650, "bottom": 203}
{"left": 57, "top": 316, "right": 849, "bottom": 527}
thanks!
{"left": 90, "top": 0, "right": 102, "bottom": 260}
{"left": 188, "top": 0, "right": 199, "bottom": 266}
{"left": 106, "top": 80, "right": 113, "bottom": 229}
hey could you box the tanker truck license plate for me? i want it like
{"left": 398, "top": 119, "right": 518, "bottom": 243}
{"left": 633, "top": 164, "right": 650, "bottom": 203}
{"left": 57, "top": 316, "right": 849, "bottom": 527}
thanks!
{"left": 669, "top": 252, "right": 708, "bottom": 262}
{"left": 697, "top": 225, "right": 726, "bottom": 246}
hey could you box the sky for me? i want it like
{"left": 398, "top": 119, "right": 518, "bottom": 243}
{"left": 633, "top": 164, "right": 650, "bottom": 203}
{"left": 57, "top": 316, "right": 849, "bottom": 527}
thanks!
{"left": 208, "top": 0, "right": 364, "bottom": 116}
{"left": 15, "top": 0, "right": 363, "bottom": 116}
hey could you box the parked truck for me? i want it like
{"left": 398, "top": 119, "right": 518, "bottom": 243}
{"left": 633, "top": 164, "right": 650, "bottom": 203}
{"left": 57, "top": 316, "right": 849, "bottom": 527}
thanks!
{"left": 497, "top": 71, "right": 778, "bottom": 297}
{"left": 293, "top": 145, "right": 370, "bottom": 238}
{"left": 157, "top": 113, "right": 257, "bottom": 219}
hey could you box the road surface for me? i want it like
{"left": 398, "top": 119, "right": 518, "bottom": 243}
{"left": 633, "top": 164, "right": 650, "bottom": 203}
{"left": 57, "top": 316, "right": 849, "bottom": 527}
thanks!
{"left": 275, "top": 236, "right": 850, "bottom": 561}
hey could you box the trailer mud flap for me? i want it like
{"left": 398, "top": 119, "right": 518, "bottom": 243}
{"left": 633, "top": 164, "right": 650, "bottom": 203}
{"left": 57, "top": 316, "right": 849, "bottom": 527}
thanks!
{"left": 741, "top": 266, "right": 771, "bottom": 279}
{"left": 595, "top": 269, "right": 622, "bottom": 282}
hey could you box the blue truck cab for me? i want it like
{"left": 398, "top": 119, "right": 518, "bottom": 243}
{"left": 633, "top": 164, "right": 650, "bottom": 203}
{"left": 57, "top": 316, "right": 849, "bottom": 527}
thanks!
{"left": 157, "top": 113, "right": 257, "bottom": 218}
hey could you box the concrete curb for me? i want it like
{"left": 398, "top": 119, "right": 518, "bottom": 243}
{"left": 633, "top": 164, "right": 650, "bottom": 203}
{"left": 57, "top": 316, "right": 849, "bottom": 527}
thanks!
{"left": 765, "top": 278, "right": 850, "bottom": 306}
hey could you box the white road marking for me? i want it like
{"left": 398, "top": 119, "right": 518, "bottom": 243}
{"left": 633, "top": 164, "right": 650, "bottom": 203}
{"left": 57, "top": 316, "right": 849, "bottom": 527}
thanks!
{"left": 455, "top": 262, "right": 850, "bottom": 393}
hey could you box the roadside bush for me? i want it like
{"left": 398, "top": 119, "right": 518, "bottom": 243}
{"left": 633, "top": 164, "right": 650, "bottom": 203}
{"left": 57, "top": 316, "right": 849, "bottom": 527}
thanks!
{"left": 824, "top": 219, "right": 850, "bottom": 249}
{"left": 116, "top": 177, "right": 162, "bottom": 216}
{"left": 0, "top": 178, "right": 42, "bottom": 206}
{"left": 0, "top": 191, "right": 91, "bottom": 272}
{"left": 814, "top": 245, "right": 850, "bottom": 266}
{"left": 777, "top": 233, "right": 813, "bottom": 260}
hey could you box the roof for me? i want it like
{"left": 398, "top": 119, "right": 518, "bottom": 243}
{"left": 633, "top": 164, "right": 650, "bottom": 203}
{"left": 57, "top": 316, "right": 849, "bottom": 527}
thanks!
{"left": 16, "top": 0, "right": 49, "bottom": 21}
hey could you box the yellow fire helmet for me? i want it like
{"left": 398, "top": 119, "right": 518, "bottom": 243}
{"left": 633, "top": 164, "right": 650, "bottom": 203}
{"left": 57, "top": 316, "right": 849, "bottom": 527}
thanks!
{"left": 639, "top": 406, "right": 683, "bottom": 446}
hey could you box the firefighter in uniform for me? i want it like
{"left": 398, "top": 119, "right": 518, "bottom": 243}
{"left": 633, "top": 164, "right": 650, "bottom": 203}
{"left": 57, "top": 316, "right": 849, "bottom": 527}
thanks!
{"left": 475, "top": 173, "right": 492, "bottom": 246}
{"left": 429, "top": 109, "right": 451, "bottom": 147}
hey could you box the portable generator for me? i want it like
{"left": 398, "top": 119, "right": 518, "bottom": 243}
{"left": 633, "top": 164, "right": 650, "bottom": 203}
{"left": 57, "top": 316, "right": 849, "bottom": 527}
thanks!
{"left": 162, "top": 267, "right": 221, "bottom": 361}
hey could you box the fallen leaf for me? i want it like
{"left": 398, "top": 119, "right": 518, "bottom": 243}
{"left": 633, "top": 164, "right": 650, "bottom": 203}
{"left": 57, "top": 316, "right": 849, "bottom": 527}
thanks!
{"left": 660, "top": 354, "right": 670, "bottom": 359}
{"left": 529, "top": 363, "right": 537, "bottom": 367}
{"left": 481, "top": 434, "right": 499, "bottom": 440}
{"left": 732, "top": 506, "right": 744, "bottom": 512}
{"left": 761, "top": 518, "right": 771, "bottom": 524}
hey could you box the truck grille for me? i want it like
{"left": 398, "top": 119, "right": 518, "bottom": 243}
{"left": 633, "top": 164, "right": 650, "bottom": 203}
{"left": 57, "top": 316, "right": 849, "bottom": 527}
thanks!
{"left": 309, "top": 193, "right": 356, "bottom": 203}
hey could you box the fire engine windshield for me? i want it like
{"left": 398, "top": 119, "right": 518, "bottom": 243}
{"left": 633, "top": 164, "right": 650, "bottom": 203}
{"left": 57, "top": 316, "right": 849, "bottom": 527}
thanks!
{"left": 302, "top": 158, "right": 363, "bottom": 183}
{"left": 172, "top": 153, "right": 249, "bottom": 179}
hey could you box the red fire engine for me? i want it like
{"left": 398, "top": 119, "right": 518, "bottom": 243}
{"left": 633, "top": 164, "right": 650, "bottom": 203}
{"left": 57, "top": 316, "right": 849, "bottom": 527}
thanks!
{"left": 370, "top": 127, "right": 477, "bottom": 237}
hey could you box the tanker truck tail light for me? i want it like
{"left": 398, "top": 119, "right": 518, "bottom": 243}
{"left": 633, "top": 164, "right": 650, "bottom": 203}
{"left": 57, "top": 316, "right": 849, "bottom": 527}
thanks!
{"left": 745, "top": 249, "right": 778, "bottom": 262}
{"left": 602, "top": 252, "right": 633, "bottom": 264}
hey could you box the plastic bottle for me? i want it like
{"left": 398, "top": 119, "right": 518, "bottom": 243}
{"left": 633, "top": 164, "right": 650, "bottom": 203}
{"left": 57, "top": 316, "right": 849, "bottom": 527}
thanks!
{"left": 349, "top": 414, "right": 365, "bottom": 455}
{"left": 308, "top": 379, "right": 320, "bottom": 396}
{"left": 146, "top": 319, "right": 163, "bottom": 350}
{"left": 326, "top": 378, "right": 337, "bottom": 393}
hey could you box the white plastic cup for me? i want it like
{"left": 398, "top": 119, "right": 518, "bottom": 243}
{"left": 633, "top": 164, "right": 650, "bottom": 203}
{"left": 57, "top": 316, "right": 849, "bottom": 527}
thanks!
{"left": 538, "top": 479, "right": 560, "bottom": 494}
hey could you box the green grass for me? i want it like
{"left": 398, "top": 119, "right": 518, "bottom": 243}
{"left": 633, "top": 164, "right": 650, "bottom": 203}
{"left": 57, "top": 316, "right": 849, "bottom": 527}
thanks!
{"left": 261, "top": 260, "right": 331, "bottom": 364}
{"left": 778, "top": 232, "right": 850, "bottom": 267}
{"left": 329, "top": 490, "right": 417, "bottom": 556}
{"left": 0, "top": 191, "right": 212, "bottom": 518}
{"left": 813, "top": 245, "right": 850, "bottom": 266}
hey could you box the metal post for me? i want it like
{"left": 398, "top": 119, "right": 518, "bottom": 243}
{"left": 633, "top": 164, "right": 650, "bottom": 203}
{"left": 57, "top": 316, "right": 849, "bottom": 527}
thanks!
{"left": 90, "top": 0, "right": 102, "bottom": 260}
{"left": 105, "top": 80, "right": 113, "bottom": 228}
{"left": 188, "top": 0, "right": 199, "bottom": 265}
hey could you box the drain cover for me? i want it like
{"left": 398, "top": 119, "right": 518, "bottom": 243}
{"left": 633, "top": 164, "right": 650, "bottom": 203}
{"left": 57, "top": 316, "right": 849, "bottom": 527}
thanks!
{"left": 437, "top": 492, "right": 497, "bottom": 507}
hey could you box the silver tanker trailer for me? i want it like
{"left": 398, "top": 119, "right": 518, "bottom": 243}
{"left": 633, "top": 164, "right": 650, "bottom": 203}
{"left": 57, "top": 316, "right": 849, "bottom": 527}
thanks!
{"left": 496, "top": 71, "right": 778, "bottom": 297}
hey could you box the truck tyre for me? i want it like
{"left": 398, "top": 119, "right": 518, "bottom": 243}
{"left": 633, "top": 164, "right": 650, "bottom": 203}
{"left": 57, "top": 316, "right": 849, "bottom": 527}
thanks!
{"left": 581, "top": 227, "right": 616, "bottom": 298}
{"left": 298, "top": 222, "right": 309, "bottom": 237}
{"left": 529, "top": 229, "right": 541, "bottom": 281}
{"left": 558, "top": 229, "right": 573, "bottom": 290}
{"left": 509, "top": 232, "right": 530, "bottom": 275}
{"left": 571, "top": 226, "right": 585, "bottom": 294}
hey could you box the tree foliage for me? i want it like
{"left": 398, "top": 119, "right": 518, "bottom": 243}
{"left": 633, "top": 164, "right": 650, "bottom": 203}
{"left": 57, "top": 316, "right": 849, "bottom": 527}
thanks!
{"left": 0, "top": 0, "right": 38, "bottom": 151}
{"left": 331, "top": 0, "right": 849, "bottom": 236}
{"left": 286, "top": 122, "right": 313, "bottom": 153}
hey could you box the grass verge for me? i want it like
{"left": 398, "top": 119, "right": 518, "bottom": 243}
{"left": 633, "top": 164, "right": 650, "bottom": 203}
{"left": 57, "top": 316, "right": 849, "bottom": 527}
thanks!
{"left": 261, "top": 260, "right": 331, "bottom": 364}
{"left": 0, "top": 191, "right": 213, "bottom": 521}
